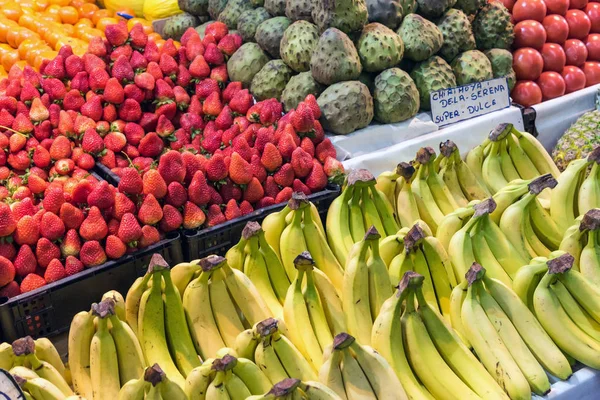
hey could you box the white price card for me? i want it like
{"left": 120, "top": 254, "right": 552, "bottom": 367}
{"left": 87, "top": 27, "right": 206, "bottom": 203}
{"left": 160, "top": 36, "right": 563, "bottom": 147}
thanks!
{"left": 430, "top": 78, "right": 511, "bottom": 127}
{"left": 0, "top": 369, "right": 26, "bottom": 400}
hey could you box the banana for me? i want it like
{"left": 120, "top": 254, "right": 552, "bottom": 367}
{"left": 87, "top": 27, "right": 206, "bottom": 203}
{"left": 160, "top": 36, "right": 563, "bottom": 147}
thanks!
{"left": 360, "top": 186, "right": 386, "bottom": 238}
{"left": 499, "top": 139, "right": 521, "bottom": 183}
{"left": 449, "top": 281, "right": 470, "bottom": 347}
{"left": 471, "top": 221, "right": 513, "bottom": 287}
{"left": 90, "top": 302, "right": 121, "bottom": 400}
{"left": 481, "top": 140, "right": 509, "bottom": 194}
{"left": 258, "top": 228, "right": 291, "bottom": 303}
{"left": 551, "top": 158, "right": 589, "bottom": 232}
{"left": 559, "top": 217, "right": 586, "bottom": 269}
{"left": 118, "top": 378, "right": 149, "bottom": 400}
{"left": 270, "top": 330, "right": 317, "bottom": 381}
{"left": 529, "top": 199, "right": 562, "bottom": 250}
{"left": 461, "top": 267, "right": 531, "bottom": 400}
{"left": 435, "top": 206, "right": 474, "bottom": 252}
{"left": 342, "top": 234, "right": 373, "bottom": 346}
{"left": 580, "top": 229, "right": 600, "bottom": 285}
{"left": 225, "top": 236, "right": 248, "bottom": 271}
{"left": 333, "top": 335, "right": 376, "bottom": 400}
{"left": 489, "top": 179, "right": 531, "bottom": 224}
{"left": 318, "top": 349, "right": 347, "bottom": 400}
{"left": 379, "top": 232, "right": 404, "bottom": 267}
{"left": 138, "top": 257, "right": 185, "bottom": 388}
{"left": 254, "top": 334, "right": 289, "bottom": 384}
{"left": 440, "top": 158, "right": 470, "bottom": 207}
{"left": 185, "top": 362, "right": 214, "bottom": 400}
{"left": 146, "top": 383, "right": 163, "bottom": 400}
{"left": 232, "top": 357, "right": 272, "bottom": 394}
{"left": 27, "top": 351, "right": 73, "bottom": 397}
{"left": 579, "top": 160, "right": 600, "bottom": 215}
{"left": 419, "top": 148, "right": 460, "bottom": 215}
{"left": 348, "top": 185, "right": 367, "bottom": 243}
{"left": 364, "top": 227, "right": 393, "bottom": 319}
{"left": 313, "top": 269, "right": 346, "bottom": 335}
{"left": 10, "top": 366, "right": 39, "bottom": 380}
{"left": 557, "top": 262, "right": 600, "bottom": 324}
{"left": 479, "top": 215, "right": 530, "bottom": 279}
{"left": 421, "top": 236, "right": 457, "bottom": 319}
{"left": 300, "top": 381, "right": 344, "bottom": 400}
{"left": 262, "top": 205, "right": 292, "bottom": 258}
{"left": 22, "top": 377, "right": 65, "bottom": 400}
{"left": 371, "top": 287, "right": 435, "bottom": 400}
{"left": 483, "top": 275, "right": 572, "bottom": 380}
{"left": 0, "top": 342, "right": 14, "bottom": 371}
{"left": 68, "top": 310, "right": 95, "bottom": 400}
{"left": 411, "top": 159, "right": 444, "bottom": 233}
{"left": 326, "top": 184, "right": 355, "bottom": 267}
{"left": 414, "top": 283, "right": 508, "bottom": 400}
{"left": 369, "top": 185, "right": 400, "bottom": 236}
{"left": 401, "top": 285, "right": 480, "bottom": 400}
{"left": 222, "top": 369, "right": 251, "bottom": 400}
{"left": 283, "top": 254, "right": 323, "bottom": 370}
{"left": 125, "top": 274, "right": 151, "bottom": 334}
{"left": 102, "top": 290, "right": 126, "bottom": 321}
{"left": 376, "top": 169, "right": 400, "bottom": 209}
{"left": 303, "top": 205, "right": 344, "bottom": 292}
{"left": 465, "top": 138, "right": 490, "bottom": 185}
{"left": 499, "top": 192, "right": 539, "bottom": 260}
{"left": 506, "top": 133, "right": 540, "bottom": 180}
{"left": 159, "top": 373, "right": 191, "bottom": 400}
{"left": 513, "top": 258, "right": 549, "bottom": 312}
{"left": 233, "top": 330, "right": 258, "bottom": 361}
{"left": 303, "top": 263, "right": 334, "bottom": 353}
{"left": 108, "top": 312, "right": 146, "bottom": 386}
{"left": 280, "top": 200, "right": 309, "bottom": 281}
{"left": 551, "top": 279, "right": 600, "bottom": 342}
{"left": 171, "top": 262, "right": 202, "bottom": 297}
{"left": 512, "top": 127, "right": 560, "bottom": 178}
{"left": 210, "top": 272, "right": 246, "bottom": 348}
{"left": 33, "top": 338, "right": 64, "bottom": 380}
{"left": 447, "top": 216, "right": 478, "bottom": 283}
{"left": 395, "top": 163, "right": 421, "bottom": 228}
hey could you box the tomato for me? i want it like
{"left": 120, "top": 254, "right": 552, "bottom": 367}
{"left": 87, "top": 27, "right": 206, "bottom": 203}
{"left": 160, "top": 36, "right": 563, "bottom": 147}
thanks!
{"left": 582, "top": 61, "right": 600, "bottom": 85}
{"left": 514, "top": 48, "right": 545, "bottom": 80}
{"left": 570, "top": 0, "right": 589, "bottom": 9}
{"left": 497, "top": 0, "right": 517, "bottom": 11}
{"left": 566, "top": 9, "right": 592, "bottom": 39}
{"left": 564, "top": 39, "right": 589, "bottom": 66}
{"left": 513, "top": 0, "right": 547, "bottom": 21}
{"left": 514, "top": 20, "right": 547, "bottom": 49}
{"left": 543, "top": 0, "right": 569, "bottom": 15}
{"left": 543, "top": 14, "right": 570, "bottom": 43}
{"left": 542, "top": 42, "right": 567, "bottom": 70}
{"left": 562, "top": 65, "right": 587, "bottom": 92}
{"left": 585, "top": 2, "right": 600, "bottom": 33}
{"left": 512, "top": 81, "right": 543, "bottom": 106}
{"left": 586, "top": 33, "right": 600, "bottom": 60}
{"left": 536, "top": 71, "right": 566, "bottom": 100}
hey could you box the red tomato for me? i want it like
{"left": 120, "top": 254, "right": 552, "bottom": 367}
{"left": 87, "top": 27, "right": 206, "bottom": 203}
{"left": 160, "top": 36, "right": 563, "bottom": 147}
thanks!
{"left": 513, "top": 0, "right": 548, "bottom": 21}
{"left": 543, "top": 0, "right": 569, "bottom": 15}
{"left": 566, "top": 9, "right": 592, "bottom": 39}
{"left": 543, "top": 14, "right": 570, "bottom": 43}
{"left": 570, "top": 0, "right": 589, "bottom": 9}
{"left": 512, "top": 81, "right": 543, "bottom": 106}
{"left": 498, "top": 0, "right": 517, "bottom": 11}
{"left": 582, "top": 61, "right": 600, "bottom": 85}
{"left": 514, "top": 20, "right": 548, "bottom": 49}
{"left": 513, "top": 48, "right": 545, "bottom": 80}
{"left": 562, "top": 65, "right": 587, "bottom": 92}
{"left": 536, "top": 71, "right": 566, "bottom": 100}
{"left": 586, "top": 33, "right": 600, "bottom": 60}
{"left": 585, "top": 2, "right": 600, "bottom": 32}
{"left": 564, "top": 39, "right": 589, "bottom": 65}
{"left": 542, "top": 43, "right": 567, "bottom": 70}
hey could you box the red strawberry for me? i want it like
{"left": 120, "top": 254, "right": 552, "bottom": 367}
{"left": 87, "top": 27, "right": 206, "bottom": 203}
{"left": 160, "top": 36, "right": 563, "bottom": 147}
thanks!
{"left": 146, "top": 61, "right": 163, "bottom": 81}
{"left": 224, "top": 199, "right": 242, "bottom": 220}
{"left": 87, "top": 36, "right": 107, "bottom": 57}
{"left": 183, "top": 201, "right": 205, "bottom": 229}
{"left": 105, "top": 235, "right": 127, "bottom": 259}
{"left": 162, "top": 39, "right": 178, "bottom": 57}
{"left": 139, "top": 225, "right": 160, "bottom": 248}
{"left": 13, "top": 113, "right": 34, "bottom": 134}
{"left": 159, "top": 204, "right": 183, "bottom": 232}
{"left": 20, "top": 273, "right": 46, "bottom": 293}
{"left": 203, "top": 92, "right": 223, "bottom": 118}
{"left": 219, "top": 179, "right": 242, "bottom": 202}
{"left": 118, "top": 99, "right": 142, "bottom": 122}
{"left": 13, "top": 215, "right": 39, "bottom": 245}
{"left": 189, "top": 55, "right": 210, "bottom": 79}
{"left": 54, "top": 158, "right": 75, "bottom": 175}
{"left": 154, "top": 79, "right": 175, "bottom": 104}
{"left": 134, "top": 72, "right": 155, "bottom": 91}
{"left": 254, "top": 127, "right": 274, "bottom": 153}
{"left": 117, "top": 213, "right": 142, "bottom": 246}
{"left": 259, "top": 99, "right": 282, "bottom": 126}
{"left": 275, "top": 187, "right": 294, "bottom": 204}
{"left": 0, "top": 203, "right": 15, "bottom": 237}
{"left": 204, "top": 153, "right": 228, "bottom": 181}
{"left": 156, "top": 114, "right": 175, "bottom": 138}
{"left": 43, "top": 55, "right": 65, "bottom": 79}
{"left": 105, "top": 21, "right": 129, "bottom": 46}
{"left": 182, "top": 151, "right": 205, "bottom": 183}
{"left": 222, "top": 82, "right": 242, "bottom": 104}
{"left": 74, "top": 115, "right": 96, "bottom": 135}
{"left": 77, "top": 153, "right": 95, "bottom": 170}
{"left": 291, "top": 147, "right": 313, "bottom": 178}
{"left": 165, "top": 182, "right": 188, "bottom": 208}
{"left": 274, "top": 163, "right": 294, "bottom": 187}
{"left": 243, "top": 177, "right": 264, "bottom": 203}
{"left": 232, "top": 136, "right": 253, "bottom": 161}
{"left": 228, "top": 152, "right": 253, "bottom": 185}
{"left": 80, "top": 206, "right": 108, "bottom": 241}
{"left": 155, "top": 102, "right": 178, "bottom": 120}
{"left": 205, "top": 22, "right": 229, "bottom": 41}
{"left": 176, "top": 65, "right": 192, "bottom": 87}
{"left": 230, "top": 89, "right": 254, "bottom": 115}
{"left": 292, "top": 103, "right": 315, "bottom": 133}
{"left": 81, "top": 128, "right": 105, "bottom": 154}
{"left": 278, "top": 132, "right": 298, "bottom": 161}
{"left": 188, "top": 171, "right": 212, "bottom": 206}
{"left": 299, "top": 137, "right": 315, "bottom": 157}
{"left": 40, "top": 212, "right": 65, "bottom": 241}
{"left": 36, "top": 237, "right": 60, "bottom": 268}
{"left": 20, "top": 82, "right": 40, "bottom": 104}
{"left": 0, "top": 242, "right": 15, "bottom": 260}
{"left": 124, "top": 122, "right": 145, "bottom": 145}
{"left": 157, "top": 150, "right": 186, "bottom": 184}
{"left": 263, "top": 176, "right": 280, "bottom": 199}
{"left": 159, "top": 53, "right": 178, "bottom": 77}
{"left": 42, "top": 186, "right": 65, "bottom": 214}
{"left": 138, "top": 132, "right": 164, "bottom": 157}
{"left": 124, "top": 83, "right": 145, "bottom": 103}
{"left": 29, "top": 98, "right": 49, "bottom": 124}
{"left": 64, "top": 54, "right": 83, "bottom": 79}
{"left": 250, "top": 154, "right": 267, "bottom": 182}
{"left": 312, "top": 120, "right": 325, "bottom": 144}
{"left": 206, "top": 204, "right": 226, "bottom": 227}
{"left": 293, "top": 179, "right": 311, "bottom": 195}
{"left": 261, "top": 142, "right": 283, "bottom": 172}
{"left": 324, "top": 156, "right": 345, "bottom": 179}
{"left": 129, "top": 23, "right": 148, "bottom": 48}
{"left": 64, "top": 256, "right": 84, "bottom": 276}
{"left": 138, "top": 194, "right": 163, "bottom": 225}
{"left": 80, "top": 240, "right": 107, "bottom": 267}
{"left": 303, "top": 94, "right": 321, "bottom": 119}
{"left": 174, "top": 86, "right": 190, "bottom": 110}
{"left": 112, "top": 192, "right": 136, "bottom": 221}
{"left": 195, "top": 78, "right": 221, "bottom": 100}
{"left": 81, "top": 96, "right": 103, "bottom": 121}
{"left": 70, "top": 71, "right": 90, "bottom": 94}
{"left": 305, "top": 159, "right": 327, "bottom": 192}
{"left": 88, "top": 68, "right": 110, "bottom": 92}
{"left": 32, "top": 145, "right": 51, "bottom": 169}
{"left": 186, "top": 37, "right": 205, "bottom": 61}
{"left": 44, "top": 259, "right": 66, "bottom": 283}
{"left": 60, "top": 229, "right": 81, "bottom": 257}
{"left": 217, "top": 34, "right": 241, "bottom": 57}
{"left": 71, "top": 180, "right": 93, "bottom": 205}
{"left": 14, "top": 245, "right": 36, "bottom": 277}
{"left": 315, "top": 138, "right": 336, "bottom": 163}
{"left": 142, "top": 169, "right": 168, "bottom": 199}
{"left": 104, "top": 131, "right": 127, "bottom": 152}
{"left": 118, "top": 167, "right": 143, "bottom": 195}
{"left": 49, "top": 136, "right": 72, "bottom": 160}
{"left": 239, "top": 200, "right": 254, "bottom": 215}
{"left": 210, "top": 64, "right": 228, "bottom": 84}
{"left": 58, "top": 203, "right": 84, "bottom": 230}
{"left": 103, "top": 78, "right": 125, "bottom": 104}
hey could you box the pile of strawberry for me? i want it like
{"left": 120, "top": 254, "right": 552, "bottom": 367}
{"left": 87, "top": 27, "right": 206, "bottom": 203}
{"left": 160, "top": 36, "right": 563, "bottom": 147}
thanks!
{"left": 0, "top": 20, "right": 343, "bottom": 299}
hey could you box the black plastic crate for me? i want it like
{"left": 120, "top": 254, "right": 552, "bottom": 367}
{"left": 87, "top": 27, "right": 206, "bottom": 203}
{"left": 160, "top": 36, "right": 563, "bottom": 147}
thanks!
{"left": 183, "top": 185, "right": 341, "bottom": 260}
{"left": 92, "top": 162, "right": 120, "bottom": 186}
{"left": 0, "top": 232, "right": 183, "bottom": 342}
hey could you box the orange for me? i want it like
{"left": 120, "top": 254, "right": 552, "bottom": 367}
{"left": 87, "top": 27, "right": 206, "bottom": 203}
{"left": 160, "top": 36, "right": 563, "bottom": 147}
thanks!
{"left": 78, "top": 2, "right": 97, "bottom": 19}
{"left": 91, "top": 8, "right": 111, "bottom": 25}
{"left": 79, "top": 27, "right": 102, "bottom": 41}
{"left": 33, "top": 0, "right": 49, "bottom": 11}
{"left": 58, "top": 5, "right": 78, "bottom": 24}
{"left": 2, "top": 3, "right": 23, "bottom": 21}
{"left": 74, "top": 17, "right": 92, "bottom": 27}
{"left": 147, "top": 32, "right": 162, "bottom": 43}
{"left": 48, "top": 0, "right": 69, "bottom": 6}
{"left": 95, "top": 16, "right": 117, "bottom": 31}
{"left": 61, "top": 23, "right": 75, "bottom": 36}
{"left": 18, "top": 38, "right": 38, "bottom": 59}
{"left": 42, "top": 11, "right": 61, "bottom": 22}
{"left": 18, "top": 13, "right": 36, "bottom": 30}
{"left": 126, "top": 17, "right": 149, "bottom": 30}
{"left": 5, "top": 27, "right": 23, "bottom": 48}
{"left": 14, "top": 29, "right": 40, "bottom": 47}
{"left": 113, "top": 6, "right": 135, "bottom": 19}
{"left": 45, "top": 30, "right": 61, "bottom": 48}
{"left": 69, "top": 0, "right": 83, "bottom": 7}
{"left": 14, "top": 60, "right": 27, "bottom": 69}
{"left": 44, "top": 4, "right": 60, "bottom": 15}
{"left": 1, "top": 50, "right": 19, "bottom": 72}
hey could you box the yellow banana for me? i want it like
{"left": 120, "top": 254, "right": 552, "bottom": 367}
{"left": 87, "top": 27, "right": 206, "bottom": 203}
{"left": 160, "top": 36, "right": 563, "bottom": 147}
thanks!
{"left": 102, "top": 290, "right": 126, "bottom": 321}
{"left": 395, "top": 163, "right": 421, "bottom": 228}
{"left": 33, "top": 338, "right": 64, "bottom": 380}
{"left": 326, "top": 184, "right": 355, "bottom": 267}
{"left": 125, "top": 274, "right": 151, "bottom": 334}
{"left": 171, "top": 262, "right": 202, "bottom": 297}
{"left": 210, "top": 272, "right": 246, "bottom": 348}
{"left": 225, "top": 236, "right": 248, "bottom": 271}
{"left": 117, "top": 378, "right": 148, "bottom": 400}
{"left": 280, "top": 199, "right": 309, "bottom": 281}
{"left": 512, "top": 127, "right": 560, "bottom": 178}
{"left": 550, "top": 158, "right": 590, "bottom": 232}
{"left": 68, "top": 309, "right": 95, "bottom": 400}
{"left": 579, "top": 160, "right": 600, "bottom": 215}
{"left": 262, "top": 205, "right": 292, "bottom": 258}
{"left": 108, "top": 312, "right": 146, "bottom": 386}
{"left": 465, "top": 138, "right": 490, "bottom": 185}
{"left": 90, "top": 301, "right": 121, "bottom": 400}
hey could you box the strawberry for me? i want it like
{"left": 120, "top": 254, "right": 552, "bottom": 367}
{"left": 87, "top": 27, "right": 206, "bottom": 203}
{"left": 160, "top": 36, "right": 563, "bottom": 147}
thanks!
{"left": 173, "top": 86, "right": 190, "bottom": 110}
{"left": 158, "top": 204, "right": 182, "bottom": 232}
{"left": 162, "top": 39, "right": 178, "bottom": 57}
{"left": 301, "top": 94, "right": 320, "bottom": 119}
{"left": 188, "top": 171, "right": 212, "bottom": 206}
{"left": 58, "top": 203, "right": 84, "bottom": 230}
{"left": 182, "top": 151, "right": 205, "bottom": 183}
{"left": 305, "top": 159, "right": 327, "bottom": 192}
{"left": 87, "top": 36, "right": 107, "bottom": 57}
{"left": 203, "top": 92, "right": 223, "bottom": 119}
{"left": 105, "top": 21, "right": 129, "bottom": 46}
{"left": 117, "top": 212, "right": 142, "bottom": 246}
{"left": 88, "top": 68, "right": 110, "bottom": 92}
{"left": 156, "top": 114, "right": 175, "bottom": 138}
{"left": 263, "top": 176, "right": 280, "bottom": 199}
{"left": 74, "top": 115, "right": 96, "bottom": 135}
{"left": 118, "top": 167, "right": 143, "bottom": 195}
{"left": 124, "top": 83, "right": 145, "bottom": 103}
{"left": 59, "top": 229, "right": 81, "bottom": 257}
{"left": 14, "top": 245, "right": 36, "bottom": 277}
{"left": 13, "top": 113, "right": 34, "bottom": 134}
{"left": 219, "top": 179, "right": 242, "bottom": 202}
{"left": 124, "top": 122, "right": 145, "bottom": 145}
{"left": 239, "top": 200, "right": 253, "bottom": 215}
{"left": 81, "top": 128, "right": 105, "bottom": 155}
{"left": 206, "top": 204, "right": 226, "bottom": 227}
{"left": 315, "top": 138, "right": 336, "bottom": 163}
{"left": 0, "top": 96, "right": 17, "bottom": 114}
{"left": 165, "top": 182, "right": 188, "bottom": 207}
{"left": 312, "top": 120, "right": 325, "bottom": 144}
{"left": 243, "top": 177, "right": 264, "bottom": 203}
{"left": 36, "top": 237, "right": 60, "bottom": 268}
{"left": 157, "top": 150, "right": 186, "bottom": 184}
{"left": 42, "top": 186, "right": 65, "bottom": 214}
{"left": 275, "top": 187, "right": 294, "bottom": 204}
{"left": 196, "top": 78, "right": 221, "bottom": 100}
{"left": 107, "top": 218, "right": 120, "bottom": 236}
{"left": 154, "top": 79, "right": 175, "bottom": 104}
{"left": 63, "top": 255, "right": 84, "bottom": 276}
{"left": 323, "top": 156, "right": 345, "bottom": 180}
{"left": 49, "top": 136, "right": 72, "bottom": 160}
{"left": 183, "top": 201, "right": 205, "bottom": 229}
{"left": 105, "top": 235, "right": 127, "bottom": 259}
{"left": 254, "top": 127, "right": 274, "bottom": 153}
{"left": 230, "top": 89, "right": 254, "bottom": 115}
{"left": 138, "top": 194, "right": 163, "bottom": 225}
{"left": 176, "top": 65, "right": 192, "bottom": 87}
{"left": 250, "top": 154, "right": 267, "bottom": 182}
{"left": 220, "top": 125, "right": 239, "bottom": 148}
{"left": 224, "top": 199, "right": 242, "bottom": 221}
{"left": 217, "top": 34, "right": 241, "bottom": 57}
{"left": 129, "top": 23, "right": 148, "bottom": 48}
{"left": 274, "top": 163, "right": 294, "bottom": 187}
{"left": 159, "top": 53, "right": 178, "bottom": 77}
{"left": 43, "top": 55, "right": 65, "bottom": 79}
{"left": 40, "top": 211, "right": 65, "bottom": 241}
{"left": 134, "top": 72, "right": 155, "bottom": 91}
{"left": 0, "top": 203, "right": 15, "bottom": 237}
{"left": 299, "top": 137, "right": 315, "bottom": 157}
{"left": 231, "top": 136, "right": 253, "bottom": 161}
{"left": 259, "top": 99, "right": 282, "bottom": 126}
{"left": 81, "top": 95, "right": 103, "bottom": 122}
{"left": 229, "top": 152, "right": 253, "bottom": 185}
{"left": 70, "top": 180, "right": 93, "bottom": 205}
{"left": 87, "top": 182, "right": 115, "bottom": 211}
{"left": 43, "top": 259, "right": 66, "bottom": 283}
{"left": 291, "top": 147, "right": 313, "bottom": 178}
{"left": 205, "top": 22, "right": 229, "bottom": 42}
{"left": 189, "top": 55, "right": 211, "bottom": 80}
{"left": 146, "top": 62, "right": 163, "bottom": 82}
{"left": 204, "top": 153, "right": 228, "bottom": 182}
{"left": 20, "top": 273, "right": 46, "bottom": 293}
{"left": 104, "top": 131, "right": 127, "bottom": 152}
{"left": 112, "top": 192, "right": 136, "bottom": 221}
{"left": 0, "top": 242, "right": 15, "bottom": 260}
{"left": 70, "top": 72, "right": 90, "bottom": 94}
{"left": 291, "top": 103, "right": 315, "bottom": 133}
{"left": 293, "top": 179, "right": 311, "bottom": 195}
{"left": 222, "top": 82, "right": 242, "bottom": 104}
{"left": 54, "top": 158, "right": 75, "bottom": 175}
{"left": 139, "top": 225, "right": 160, "bottom": 248}
{"left": 79, "top": 206, "right": 108, "bottom": 241}
{"left": 142, "top": 169, "right": 168, "bottom": 199}
{"left": 155, "top": 102, "right": 177, "bottom": 120}
{"left": 138, "top": 132, "right": 164, "bottom": 157}
{"left": 210, "top": 65, "right": 228, "bottom": 84}
{"left": 103, "top": 78, "right": 125, "bottom": 104}
{"left": 118, "top": 99, "right": 142, "bottom": 122}
{"left": 261, "top": 142, "right": 283, "bottom": 172}
{"left": 29, "top": 98, "right": 49, "bottom": 124}
{"left": 278, "top": 132, "right": 298, "bottom": 161}
{"left": 77, "top": 153, "right": 95, "bottom": 170}
{"left": 64, "top": 54, "right": 83, "bottom": 80}
{"left": 186, "top": 37, "right": 205, "bottom": 62}
{"left": 80, "top": 240, "right": 107, "bottom": 267}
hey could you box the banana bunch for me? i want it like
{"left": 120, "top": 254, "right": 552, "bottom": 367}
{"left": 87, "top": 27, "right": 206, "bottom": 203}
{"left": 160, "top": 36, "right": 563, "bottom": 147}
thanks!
{"left": 559, "top": 209, "right": 600, "bottom": 283}
{"left": 342, "top": 227, "right": 392, "bottom": 346}
{"left": 528, "top": 252, "right": 600, "bottom": 370}
{"left": 185, "top": 350, "right": 272, "bottom": 400}
{"left": 319, "top": 332, "right": 407, "bottom": 400}
{"left": 182, "top": 254, "right": 275, "bottom": 361}
{"left": 551, "top": 146, "right": 600, "bottom": 232}
{"left": 281, "top": 252, "right": 345, "bottom": 371}
{"left": 376, "top": 162, "right": 420, "bottom": 228}
{"left": 327, "top": 170, "right": 399, "bottom": 266}
{"left": 466, "top": 123, "right": 560, "bottom": 199}
{"left": 118, "top": 363, "right": 187, "bottom": 400}
{"left": 265, "top": 193, "right": 344, "bottom": 291}
{"left": 387, "top": 222, "right": 456, "bottom": 319}
{"left": 5, "top": 336, "right": 73, "bottom": 400}
{"left": 247, "top": 378, "right": 341, "bottom": 400}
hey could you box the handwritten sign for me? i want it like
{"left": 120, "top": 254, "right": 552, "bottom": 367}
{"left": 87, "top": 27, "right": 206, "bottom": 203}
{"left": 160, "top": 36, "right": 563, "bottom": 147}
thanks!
{"left": 430, "top": 78, "right": 511, "bottom": 127}
{"left": 0, "top": 369, "right": 25, "bottom": 399}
